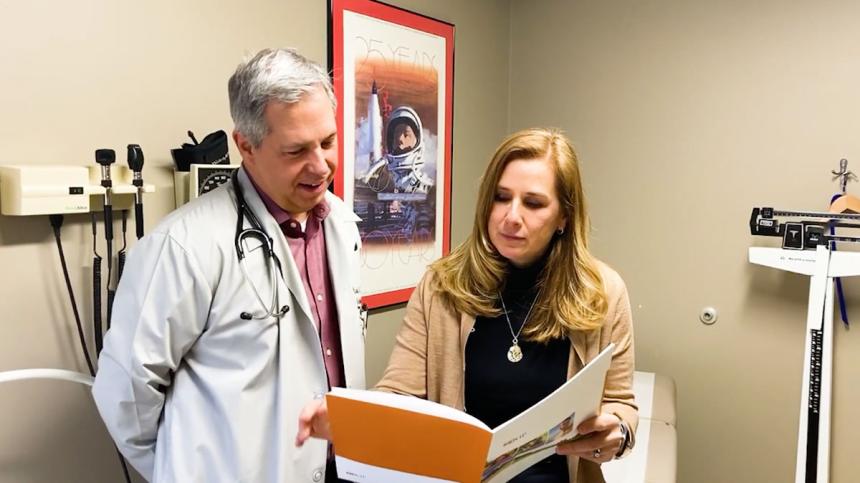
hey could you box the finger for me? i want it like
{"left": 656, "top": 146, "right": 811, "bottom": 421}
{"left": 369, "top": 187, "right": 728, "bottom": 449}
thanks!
{"left": 295, "top": 401, "right": 323, "bottom": 446}
{"left": 586, "top": 447, "right": 613, "bottom": 463}
{"left": 295, "top": 425, "right": 310, "bottom": 447}
{"left": 297, "top": 401, "right": 320, "bottom": 428}
{"left": 577, "top": 413, "right": 621, "bottom": 434}
{"left": 315, "top": 399, "right": 329, "bottom": 421}
{"left": 576, "top": 416, "right": 599, "bottom": 435}
{"left": 555, "top": 434, "right": 602, "bottom": 455}
{"left": 295, "top": 413, "right": 314, "bottom": 446}
{"left": 557, "top": 445, "right": 598, "bottom": 460}
{"left": 557, "top": 438, "right": 623, "bottom": 462}
{"left": 314, "top": 402, "right": 331, "bottom": 440}
{"left": 556, "top": 427, "right": 620, "bottom": 455}
{"left": 560, "top": 444, "right": 615, "bottom": 463}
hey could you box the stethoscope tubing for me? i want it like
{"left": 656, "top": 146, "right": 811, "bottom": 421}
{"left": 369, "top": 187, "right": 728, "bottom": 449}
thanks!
{"left": 232, "top": 173, "right": 289, "bottom": 320}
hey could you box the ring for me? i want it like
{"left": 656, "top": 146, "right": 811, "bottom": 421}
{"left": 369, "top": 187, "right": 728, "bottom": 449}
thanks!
{"left": 592, "top": 448, "right": 602, "bottom": 459}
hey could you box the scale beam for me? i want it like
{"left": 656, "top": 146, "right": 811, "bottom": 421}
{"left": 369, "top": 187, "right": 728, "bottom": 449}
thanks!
{"left": 749, "top": 207, "right": 860, "bottom": 250}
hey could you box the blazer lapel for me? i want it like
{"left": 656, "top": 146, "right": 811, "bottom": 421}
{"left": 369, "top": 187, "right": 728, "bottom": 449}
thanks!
{"left": 568, "top": 329, "right": 591, "bottom": 375}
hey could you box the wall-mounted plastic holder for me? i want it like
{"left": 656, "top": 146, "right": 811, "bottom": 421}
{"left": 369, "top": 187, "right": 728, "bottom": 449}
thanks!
{"left": 0, "top": 165, "right": 155, "bottom": 216}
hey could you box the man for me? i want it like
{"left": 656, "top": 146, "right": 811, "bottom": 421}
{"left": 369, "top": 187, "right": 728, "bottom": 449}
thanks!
{"left": 384, "top": 106, "right": 433, "bottom": 194}
{"left": 390, "top": 118, "right": 418, "bottom": 155}
{"left": 92, "top": 48, "right": 366, "bottom": 483}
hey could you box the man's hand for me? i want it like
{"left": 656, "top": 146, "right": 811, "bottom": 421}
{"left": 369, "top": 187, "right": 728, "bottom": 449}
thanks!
{"left": 295, "top": 398, "right": 331, "bottom": 447}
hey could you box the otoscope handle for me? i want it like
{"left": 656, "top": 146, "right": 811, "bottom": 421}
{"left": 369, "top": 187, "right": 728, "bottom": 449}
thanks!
{"left": 103, "top": 205, "right": 114, "bottom": 241}
{"left": 135, "top": 202, "right": 144, "bottom": 239}
{"left": 118, "top": 251, "right": 126, "bottom": 282}
{"left": 107, "top": 289, "right": 115, "bottom": 330}
{"left": 93, "top": 258, "right": 103, "bottom": 355}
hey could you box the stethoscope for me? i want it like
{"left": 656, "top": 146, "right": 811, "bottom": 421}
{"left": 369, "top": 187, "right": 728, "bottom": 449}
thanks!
{"left": 233, "top": 172, "right": 290, "bottom": 320}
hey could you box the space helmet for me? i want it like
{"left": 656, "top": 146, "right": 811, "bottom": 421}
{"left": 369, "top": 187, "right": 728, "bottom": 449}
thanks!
{"left": 385, "top": 106, "right": 424, "bottom": 164}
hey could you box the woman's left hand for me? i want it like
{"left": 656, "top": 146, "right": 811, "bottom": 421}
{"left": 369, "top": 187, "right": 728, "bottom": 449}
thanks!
{"left": 555, "top": 413, "right": 624, "bottom": 463}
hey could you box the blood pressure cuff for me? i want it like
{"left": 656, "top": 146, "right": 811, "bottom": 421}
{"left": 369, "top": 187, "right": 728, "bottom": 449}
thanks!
{"left": 171, "top": 130, "right": 230, "bottom": 171}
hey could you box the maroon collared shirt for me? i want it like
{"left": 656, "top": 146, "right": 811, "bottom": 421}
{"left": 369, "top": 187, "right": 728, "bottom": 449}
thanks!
{"left": 246, "top": 174, "right": 345, "bottom": 389}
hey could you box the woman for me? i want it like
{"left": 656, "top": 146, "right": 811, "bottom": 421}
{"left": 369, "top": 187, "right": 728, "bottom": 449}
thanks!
{"left": 298, "top": 127, "right": 636, "bottom": 482}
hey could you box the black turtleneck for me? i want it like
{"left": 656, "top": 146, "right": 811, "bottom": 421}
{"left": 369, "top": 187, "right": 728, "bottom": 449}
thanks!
{"left": 465, "top": 254, "right": 570, "bottom": 481}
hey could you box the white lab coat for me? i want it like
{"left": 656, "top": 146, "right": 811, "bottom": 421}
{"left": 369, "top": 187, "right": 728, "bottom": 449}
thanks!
{"left": 92, "top": 168, "right": 366, "bottom": 482}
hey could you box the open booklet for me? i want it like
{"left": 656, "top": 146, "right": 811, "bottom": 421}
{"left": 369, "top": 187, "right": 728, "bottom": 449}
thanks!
{"left": 326, "top": 343, "right": 615, "bottom": 483}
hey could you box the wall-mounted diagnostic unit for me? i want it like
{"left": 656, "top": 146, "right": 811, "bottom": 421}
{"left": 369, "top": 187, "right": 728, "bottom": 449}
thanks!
{"left": 0, "top": 165, "right": 155, "bottom": 216}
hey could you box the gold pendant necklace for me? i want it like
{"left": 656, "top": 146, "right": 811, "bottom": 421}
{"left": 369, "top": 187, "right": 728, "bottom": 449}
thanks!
{"left": 507, "top": 344, "right": 523, "bottom": 363}
{"left": 498, "top": 291, "right": 539, "bottom": 363}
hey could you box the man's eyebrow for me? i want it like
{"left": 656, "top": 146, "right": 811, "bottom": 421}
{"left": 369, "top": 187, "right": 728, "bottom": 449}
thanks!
{"left": 281, "top": 132, "right": 337, "bottom": 151}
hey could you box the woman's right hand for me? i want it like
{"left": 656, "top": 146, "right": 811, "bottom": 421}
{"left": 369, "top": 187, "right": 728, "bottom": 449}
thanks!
{"left": 295, "top": 398, "right": 331, "bottom": 447}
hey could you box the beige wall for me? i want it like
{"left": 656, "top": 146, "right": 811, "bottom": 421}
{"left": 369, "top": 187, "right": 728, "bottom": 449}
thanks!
{"left": 0, "top": 0, "right": 509, "bottom": 481}
{"left": 509, "top": 0, "right": 860, "bottom": 482}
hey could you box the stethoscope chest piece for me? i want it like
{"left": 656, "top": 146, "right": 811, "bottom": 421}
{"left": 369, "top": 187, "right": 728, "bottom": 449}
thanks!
{"left": 240, "top": 305, "right": 289, "bottom": 321}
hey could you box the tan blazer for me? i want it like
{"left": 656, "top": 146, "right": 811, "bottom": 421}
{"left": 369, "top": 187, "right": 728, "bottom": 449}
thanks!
{"left": 376, "top": 262, "right": 638, "bottom": 483}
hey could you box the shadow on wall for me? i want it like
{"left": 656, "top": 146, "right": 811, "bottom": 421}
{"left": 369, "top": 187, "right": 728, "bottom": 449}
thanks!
{"left": 744, "top": 262, "right": 811, "bottom": 310}
{"left": 0, "top": 214, "right": 62, "bottom": 246}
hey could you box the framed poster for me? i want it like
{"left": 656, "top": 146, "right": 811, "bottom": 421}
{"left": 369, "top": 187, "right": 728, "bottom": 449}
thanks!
{"left": 329, "top": 0, "right": 454, "bottom": 308}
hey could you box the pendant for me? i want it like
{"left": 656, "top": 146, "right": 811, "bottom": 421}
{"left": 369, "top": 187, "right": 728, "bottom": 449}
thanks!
{"left": 507, "top": 343, "right": 523, "bottom": 363}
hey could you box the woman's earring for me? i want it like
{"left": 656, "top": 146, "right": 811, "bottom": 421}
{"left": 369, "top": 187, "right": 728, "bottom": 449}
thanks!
{"left": 557, "top": 227, "right": 565, "bottom": 236}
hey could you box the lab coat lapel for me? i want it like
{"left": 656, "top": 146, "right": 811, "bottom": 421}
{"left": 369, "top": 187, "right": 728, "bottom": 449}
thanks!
{"left": 235, "top": 169, "right": 314, "bottom": 322}
{"left": 323, "top": 192, "right": 365, "bottom": 389}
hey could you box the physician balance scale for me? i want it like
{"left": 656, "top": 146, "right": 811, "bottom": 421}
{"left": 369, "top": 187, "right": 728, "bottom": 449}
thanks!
{"left": 749, "top": 206, "right": 860, "bottom": 483}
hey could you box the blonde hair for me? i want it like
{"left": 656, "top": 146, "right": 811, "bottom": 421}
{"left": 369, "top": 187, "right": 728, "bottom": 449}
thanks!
{"left": 431, "top": 127, "right": 608, "bottom": 341}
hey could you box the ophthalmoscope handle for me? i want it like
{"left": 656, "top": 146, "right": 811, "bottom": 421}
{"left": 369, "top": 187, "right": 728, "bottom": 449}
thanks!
{"left": 95, "top": 148, "right": 116, "bottom": 242}
{"left": 135, "top": 203, "right": 144, "bottom": 239}
{"left": 127, "top": 144, "right": 145, "bottom": 239}
{"left": 93, "top": 258, "right": 103, "bottom": 355}
{"left": 118, "top": 251, "right": 126, "bottom": 283}
{"left": 103, "top": 205, "right": 114, "bottom": 241}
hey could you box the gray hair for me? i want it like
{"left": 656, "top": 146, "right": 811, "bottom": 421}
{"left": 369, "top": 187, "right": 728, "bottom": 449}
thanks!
{"left": 228, "top": 48, "right": 336, "bottom": 147}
